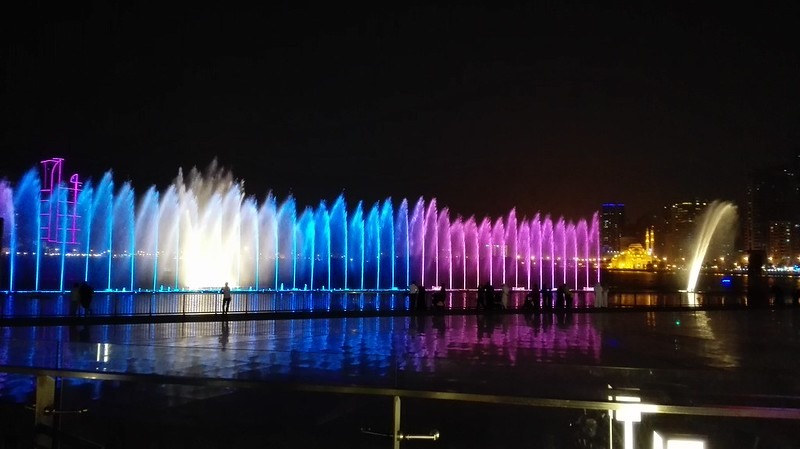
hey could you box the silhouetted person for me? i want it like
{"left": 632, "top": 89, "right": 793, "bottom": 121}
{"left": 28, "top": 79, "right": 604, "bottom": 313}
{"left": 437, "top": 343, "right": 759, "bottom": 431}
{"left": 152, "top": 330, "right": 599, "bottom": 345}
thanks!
{"left": 417, "top": 285, "right": 427, "bottom": 311}
{"left": 501, "top": 284, "right": 510, "bottom": 309}
{"left": 433, "top": 286, "right": 446, "bottom": 309}
{"left": 220, "top": 282, "right": 232, "bottom": 314}
{"left": 523, "top": 286, "right": 539, "bottom": 311}
{"left": 556, "top": 284, "right": 572, "bottom": 309}
{"left": 522, "top": 294, "right": 534, "bottom": 311}
{"left": 555, "top": 284, "right": 565, "bottom": 309}
{"left": 541, "top": 285, "right": 552, "bottom": 309}
{"left": 485, "top": 283, "right": 496, "bottom": 310}
{"left": 79, "top": 282, "right": 94, "bottom": 315}
{"left": 409, "top": 282, "right": 419, "bottom": 311}
{"left": 477, "top": 284, "right": 486, "bottom": 309}
{"left": 70, "top": 282, "right": 81, "bottom": 316}
{"left": 594, "top": 282, "right": 605, "bottom": 308}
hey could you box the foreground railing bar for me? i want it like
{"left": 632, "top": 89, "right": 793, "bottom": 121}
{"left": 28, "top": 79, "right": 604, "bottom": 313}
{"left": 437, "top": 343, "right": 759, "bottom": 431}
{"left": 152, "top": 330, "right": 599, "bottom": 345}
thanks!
{"left": 294, "top": 384, "right": 800, "bottom": 420}
{"left": 3, "top": 366, "right": 800, "bottom": 421}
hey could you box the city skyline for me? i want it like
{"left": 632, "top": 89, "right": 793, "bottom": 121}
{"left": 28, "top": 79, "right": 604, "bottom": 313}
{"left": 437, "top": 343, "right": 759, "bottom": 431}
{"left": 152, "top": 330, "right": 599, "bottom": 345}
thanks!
{"left": 2, "top": 2, "right": 798, "bottom": 222}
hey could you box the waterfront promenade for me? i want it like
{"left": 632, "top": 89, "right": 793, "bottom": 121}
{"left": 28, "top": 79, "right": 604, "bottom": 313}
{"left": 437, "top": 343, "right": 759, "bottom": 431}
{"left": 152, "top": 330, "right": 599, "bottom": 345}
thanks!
{"left": 1, "top": 296, "right": 800, "bottom": 448}
{"left": 0, "top": 285, "right": 771, "bottom": 324}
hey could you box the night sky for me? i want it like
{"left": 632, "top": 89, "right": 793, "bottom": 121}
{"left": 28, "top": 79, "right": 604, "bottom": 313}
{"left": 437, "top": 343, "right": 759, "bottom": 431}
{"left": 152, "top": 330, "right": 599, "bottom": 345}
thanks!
{"left": 2, "top": 2, "right": 798, "bottom": 223}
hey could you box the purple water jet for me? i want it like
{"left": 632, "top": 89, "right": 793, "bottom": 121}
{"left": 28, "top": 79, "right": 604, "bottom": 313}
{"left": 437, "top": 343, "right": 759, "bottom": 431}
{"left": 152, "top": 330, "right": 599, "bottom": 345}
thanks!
{"left": 0, "top": 160, "right": 601, "bottom": 292}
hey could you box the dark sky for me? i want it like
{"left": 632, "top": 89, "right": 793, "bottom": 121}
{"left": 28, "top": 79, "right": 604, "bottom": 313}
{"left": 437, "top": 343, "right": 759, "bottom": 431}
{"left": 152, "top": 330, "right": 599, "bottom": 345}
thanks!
{"left": 2, "top": 1, "right": 798, "bottom": 223}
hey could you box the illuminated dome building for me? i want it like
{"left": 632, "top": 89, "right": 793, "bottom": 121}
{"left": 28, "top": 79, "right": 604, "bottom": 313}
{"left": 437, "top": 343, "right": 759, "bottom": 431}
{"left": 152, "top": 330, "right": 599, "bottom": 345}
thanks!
{"left": 609, "top": 228, "right": 658, "bottom": 270}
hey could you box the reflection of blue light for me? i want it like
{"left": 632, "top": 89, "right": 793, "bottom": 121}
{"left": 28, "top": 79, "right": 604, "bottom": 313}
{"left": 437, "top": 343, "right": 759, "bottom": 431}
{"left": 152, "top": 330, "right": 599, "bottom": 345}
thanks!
{"left": 721, "top": 277, "right": 732, "bottom": 287}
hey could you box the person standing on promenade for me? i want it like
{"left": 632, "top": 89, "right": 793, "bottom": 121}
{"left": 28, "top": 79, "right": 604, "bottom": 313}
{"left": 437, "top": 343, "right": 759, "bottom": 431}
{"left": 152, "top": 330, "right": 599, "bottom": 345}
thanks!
{"left": 79, "top": 281, "right": 94, "bottom": 315}
{"left": 409, "top": 281, "right": 419, "bottom": 311}
{"left": 417, "top": 285, "right": 427, "bottom": 311}
{"left": 523, "top": 285, "right": 539, "bottom": 310}
{"left": 541, "top": 285, "right": 552, "bottom": 309}
{"left": 501, "top": 284, "right": 510, "bottom": 309}
{"left": 220, "top": 282, "right": 232, "bottom": 314}
{"left": 594, "top": 282, "right": 605, "bottom": 307}
{"left": 477, "top": 283, "right": 486, "bottom": 309}
{"left": 555, "top": 284, "right": 566, "bottom": 309}
{"left": 485, "top": 283, "right": 496, "bottom": 310}
{"left": 70, "top": 282, "right": 81, "bottom": 316}
{"left": 433, "top": 285, "right": 446, "bottom": 309}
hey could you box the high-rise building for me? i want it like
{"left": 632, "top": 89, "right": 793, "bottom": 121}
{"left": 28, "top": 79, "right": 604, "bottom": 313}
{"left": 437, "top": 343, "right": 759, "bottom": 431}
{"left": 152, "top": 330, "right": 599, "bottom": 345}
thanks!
{"left": 745, "top": 160, "right": 800, "bottom": 264}
{"left": 600, "top": 203, "right": 625, "bottom": 255}
{"left": 767, "top": 221, "right": 794, "bottom": 266}
{"left": 662, "top": 200, "right": 708, "bottom": 267}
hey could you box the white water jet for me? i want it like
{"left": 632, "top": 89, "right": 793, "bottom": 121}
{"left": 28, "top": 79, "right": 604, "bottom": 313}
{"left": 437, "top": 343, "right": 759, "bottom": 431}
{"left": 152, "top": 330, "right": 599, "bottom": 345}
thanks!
{"left": 686, "top": 201, "right": 738, "bottom": 293}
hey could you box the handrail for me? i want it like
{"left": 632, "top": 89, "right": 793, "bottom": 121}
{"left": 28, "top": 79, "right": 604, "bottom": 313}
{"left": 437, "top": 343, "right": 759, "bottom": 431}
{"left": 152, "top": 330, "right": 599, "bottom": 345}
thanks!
{"left": 5, "top": 364, "right": 800, "bottom": 422}
{"left": 0, "top": 289, "right": 786, "bottom": 323}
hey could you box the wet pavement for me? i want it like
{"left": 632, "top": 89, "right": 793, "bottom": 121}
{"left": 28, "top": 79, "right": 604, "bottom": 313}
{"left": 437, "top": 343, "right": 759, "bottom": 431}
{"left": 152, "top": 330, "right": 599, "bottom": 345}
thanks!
{"left": 2, "top": 307, "right": 800, "bottom": 448}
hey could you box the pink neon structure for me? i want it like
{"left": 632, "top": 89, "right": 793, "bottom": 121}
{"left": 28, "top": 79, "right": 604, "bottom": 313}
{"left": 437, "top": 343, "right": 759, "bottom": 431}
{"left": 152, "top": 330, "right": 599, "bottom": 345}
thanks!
{"left": 40, "top": 158, "right": 81, "bottom": 245}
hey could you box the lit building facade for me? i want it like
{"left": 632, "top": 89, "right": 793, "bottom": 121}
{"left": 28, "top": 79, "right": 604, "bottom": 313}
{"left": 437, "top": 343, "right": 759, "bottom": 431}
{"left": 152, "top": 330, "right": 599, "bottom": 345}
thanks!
{"left": 600, "top": 203, "right": 625, "bottom": 255}
{"left": 767, "top": 221, "right": 794, "bottom": 266}
{"left": 609, "top": 244, "right": 656, "bottom": 270}
{"left": 662, "top": 200, "right": 708, "bottom": 267}
{"left": 745, "top": 159, "right": 800, "bottom": 266}
{"left": 608, "top": 227, "right": 658, "bottom": 270}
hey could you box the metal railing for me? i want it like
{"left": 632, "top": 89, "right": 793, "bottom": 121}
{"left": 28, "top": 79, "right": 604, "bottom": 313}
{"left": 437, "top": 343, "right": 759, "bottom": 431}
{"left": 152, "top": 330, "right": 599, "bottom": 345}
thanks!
{"left": 0, "top": 289, "right": 786, "bottom": 320}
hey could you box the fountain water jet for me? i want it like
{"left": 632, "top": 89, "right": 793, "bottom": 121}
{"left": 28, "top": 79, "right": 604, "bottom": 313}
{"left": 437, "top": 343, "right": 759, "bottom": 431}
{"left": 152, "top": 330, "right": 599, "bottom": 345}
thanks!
{"left": 0, "top": 160, "right": 602, "bottom": 292}
{"left": 686, "top": 201, "right": 738, "bottom": 293}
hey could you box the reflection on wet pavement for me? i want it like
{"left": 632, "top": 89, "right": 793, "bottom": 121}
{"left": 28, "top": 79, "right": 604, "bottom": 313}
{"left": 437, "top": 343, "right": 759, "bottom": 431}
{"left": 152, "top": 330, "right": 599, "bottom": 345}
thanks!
{"left": 2, "top": 309, "right": 800, "bottom": 408}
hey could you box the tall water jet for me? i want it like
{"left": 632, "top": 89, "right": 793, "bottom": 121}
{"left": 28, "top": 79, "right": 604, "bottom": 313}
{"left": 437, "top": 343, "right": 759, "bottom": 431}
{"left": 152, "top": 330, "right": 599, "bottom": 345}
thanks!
{"left": 686, "top": 201, "right": 738, "bottom": 292}
{"left": 1, "top": 159, "right": 601, "bottom": 292}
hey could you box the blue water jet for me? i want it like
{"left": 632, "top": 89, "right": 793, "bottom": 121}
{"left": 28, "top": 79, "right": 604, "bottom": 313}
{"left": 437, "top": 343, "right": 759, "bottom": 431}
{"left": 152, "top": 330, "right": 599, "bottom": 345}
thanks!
{"left": 0, "top": 162, "right": 601, "bottom": 293}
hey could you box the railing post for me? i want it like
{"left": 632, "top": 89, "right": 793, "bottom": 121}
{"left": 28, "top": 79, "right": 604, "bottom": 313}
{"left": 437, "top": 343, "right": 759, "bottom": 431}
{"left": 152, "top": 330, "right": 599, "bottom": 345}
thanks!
{"left": 35, "top": 375, "right": 56, "bottom": 448}
{"left": 393, "top": 395, "right": 401, "bottom": 449}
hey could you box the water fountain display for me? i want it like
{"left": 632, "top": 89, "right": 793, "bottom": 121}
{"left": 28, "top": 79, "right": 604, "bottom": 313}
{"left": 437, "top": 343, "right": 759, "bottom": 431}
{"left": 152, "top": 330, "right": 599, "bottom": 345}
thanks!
{"left": 0, "top": 160, "right": 600, "bottom": 293}
{"left": 686, "top": 200, "right": 738, "bottom": 293}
